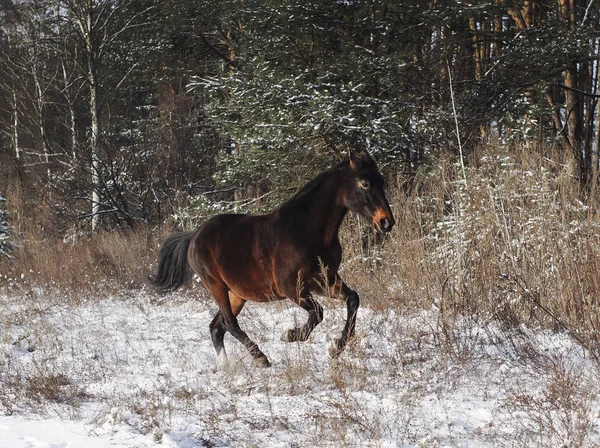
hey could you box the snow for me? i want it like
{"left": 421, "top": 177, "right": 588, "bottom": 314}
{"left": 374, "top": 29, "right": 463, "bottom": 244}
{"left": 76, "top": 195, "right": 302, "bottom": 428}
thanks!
{"left": 0, "top": 416, "right": 157, "bottom": 448}
{"left": 1, "top": 288, "right": 599, "bottom": 447}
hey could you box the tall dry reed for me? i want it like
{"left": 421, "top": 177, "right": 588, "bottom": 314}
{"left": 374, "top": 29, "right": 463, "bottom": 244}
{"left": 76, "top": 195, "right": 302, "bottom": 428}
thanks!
{"left": 341, "top": 142, "right": 600, "bottom": 360}
{"left": 4, "top": 142, "right": 600, "bottom": 359}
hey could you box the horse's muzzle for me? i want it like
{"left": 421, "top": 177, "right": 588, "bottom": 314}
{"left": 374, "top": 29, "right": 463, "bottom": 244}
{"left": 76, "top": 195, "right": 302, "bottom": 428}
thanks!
{"left": 379, "top": 218, "right": 394, "bottom": 233}
{"left": 372, "top": 209, "right": 395, "bottom": 234}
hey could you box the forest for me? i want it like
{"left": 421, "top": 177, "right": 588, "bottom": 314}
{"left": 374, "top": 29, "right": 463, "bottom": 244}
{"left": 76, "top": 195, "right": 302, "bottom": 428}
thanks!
{"left": 0, "top": 0, "right": 599, "bottom": 235}
{"left": 2, "top": 1, "right": 600, "bottom": 446}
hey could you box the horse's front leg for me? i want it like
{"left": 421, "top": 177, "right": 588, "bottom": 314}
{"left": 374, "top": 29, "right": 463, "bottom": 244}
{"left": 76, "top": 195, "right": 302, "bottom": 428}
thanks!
{"left": 329, "top": 279, "right": 360, "bottom": 358}
{"left": 281, "top": 294, "right": 324, "bottom": 343}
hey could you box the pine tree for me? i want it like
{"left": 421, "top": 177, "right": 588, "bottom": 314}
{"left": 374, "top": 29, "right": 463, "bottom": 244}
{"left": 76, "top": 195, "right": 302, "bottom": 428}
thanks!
{"left": 189, "top": 0, "right": 427, "bottom": 207}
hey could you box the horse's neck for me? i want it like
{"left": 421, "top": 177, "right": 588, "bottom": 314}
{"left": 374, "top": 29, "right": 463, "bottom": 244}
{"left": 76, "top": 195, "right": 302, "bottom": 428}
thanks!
{"left": 299, "top": 172, "right": 348, "bottom": 247}
{"left": 321, "top": 201, "right": 348, "bottom": 247}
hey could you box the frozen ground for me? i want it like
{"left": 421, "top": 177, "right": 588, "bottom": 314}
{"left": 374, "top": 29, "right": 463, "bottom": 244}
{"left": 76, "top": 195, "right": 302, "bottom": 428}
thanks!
{"left": 0, "top": 286, "right": 599, "bottom": 447}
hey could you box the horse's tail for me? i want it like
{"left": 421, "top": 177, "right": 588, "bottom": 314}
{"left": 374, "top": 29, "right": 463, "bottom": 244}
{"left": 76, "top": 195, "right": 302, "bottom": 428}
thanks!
{"left": 147, "top": 231, "right": 194, "bottom": 292}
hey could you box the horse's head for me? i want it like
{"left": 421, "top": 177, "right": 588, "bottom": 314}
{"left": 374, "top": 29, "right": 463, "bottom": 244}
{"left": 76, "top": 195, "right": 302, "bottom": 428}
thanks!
{"left": 344, "top": 150, "right": 395, "bottom": 234}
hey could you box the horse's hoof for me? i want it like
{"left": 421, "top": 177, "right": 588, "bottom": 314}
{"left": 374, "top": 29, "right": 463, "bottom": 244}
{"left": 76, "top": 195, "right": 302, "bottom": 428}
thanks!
{"left": 329, "top": 338, "right": 345, "bottom": 359}
{"left": 256, "top": 356, "right": 271, "bottom": 368}
{"left": 217, "top": 350, "right": 229, "bottom": 369}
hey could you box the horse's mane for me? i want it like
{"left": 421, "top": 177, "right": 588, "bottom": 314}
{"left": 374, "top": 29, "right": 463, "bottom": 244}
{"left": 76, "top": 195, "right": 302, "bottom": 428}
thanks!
{"left": 280, "top": 160, "right": 348, "bottom": 209}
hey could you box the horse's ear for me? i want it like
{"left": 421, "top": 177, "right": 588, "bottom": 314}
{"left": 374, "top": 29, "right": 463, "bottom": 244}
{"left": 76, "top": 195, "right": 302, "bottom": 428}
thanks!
{"left": 348, "top": 151, "right": 360, "bottom": 171}
{"left": 349, "top": 150, "right": 373, "bottom": 171}
{"left": 360, "top": 149, "right": 373, "bottom": 162}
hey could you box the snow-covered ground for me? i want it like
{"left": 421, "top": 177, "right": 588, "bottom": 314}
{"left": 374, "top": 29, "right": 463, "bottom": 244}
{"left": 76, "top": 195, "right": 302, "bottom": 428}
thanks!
{"left": 1, "top": 286, "right": 599, "bottom": 447}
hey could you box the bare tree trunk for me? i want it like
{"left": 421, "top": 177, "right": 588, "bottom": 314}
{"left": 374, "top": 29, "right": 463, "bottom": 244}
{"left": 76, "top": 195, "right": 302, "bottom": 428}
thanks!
{"left": 564, "top": 63, "right": 583, "bottom": 172}
{"left": 61, "top": 59, "right": 78, "bottom": 162}
{"left": 66, "top": 0, "right": 102, "bottom": 230}
{"left": 69, "top": 102, "right": 78, "bottom": 162}
{"left": 559, "top": 0, "right": 586, "bottom": 186}
{"left": 89, "top": 63, "right": 101, "bottom": 231}
{"left": 469, "top": 16, "right": 483, "bottom": 81}
{"left": 582, "top": 60, "right": 595, "bottom": 186}
{"left": 546, "top": 86, "right": 567, "bottom": 142}
{"left": 33, "top": 65, "right": 51, "bottom": 180}
{"left": 592, "top": 53, "right": 600, "bottom": 197}
{"left": 493, "top": 1, "right": 503, "bottom": 58}
{"left": 11, "top": 89, "right": 20, "bottom": 162}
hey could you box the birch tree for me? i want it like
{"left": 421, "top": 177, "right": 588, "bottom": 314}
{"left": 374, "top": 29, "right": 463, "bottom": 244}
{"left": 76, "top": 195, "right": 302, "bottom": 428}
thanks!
{"left": 0, "top": 0, "right": 57, "bottom": 176}
{"left": 0, "top": 6, "right": 28, "bottom": 165}
{"left": 58, "top": 0, "right": 153, "bottom": 230}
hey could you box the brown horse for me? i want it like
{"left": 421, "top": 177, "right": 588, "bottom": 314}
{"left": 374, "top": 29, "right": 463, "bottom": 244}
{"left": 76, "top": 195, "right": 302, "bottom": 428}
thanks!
{"left": 148, "top": 150, "right": 395, "bottom": 367}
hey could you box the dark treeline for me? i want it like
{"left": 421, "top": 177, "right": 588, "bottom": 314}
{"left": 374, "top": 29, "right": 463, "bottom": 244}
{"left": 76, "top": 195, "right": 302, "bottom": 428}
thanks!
{"left": 0, "top": 0, "right": 599, "bottom": 234}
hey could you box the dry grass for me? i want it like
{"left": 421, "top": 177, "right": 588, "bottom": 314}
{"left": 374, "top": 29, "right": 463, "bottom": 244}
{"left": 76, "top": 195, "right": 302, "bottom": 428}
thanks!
{"left": 509, "top": 354, "right": 599, "bottom": 447}
{"left": 4, "top": 141, "right": 600, "bottom": 357}
{"left": 1, "top": 226, "right": 167, "bottom": 294}
{"left": 338, "top": 143, "right": 600, "bottom": 362}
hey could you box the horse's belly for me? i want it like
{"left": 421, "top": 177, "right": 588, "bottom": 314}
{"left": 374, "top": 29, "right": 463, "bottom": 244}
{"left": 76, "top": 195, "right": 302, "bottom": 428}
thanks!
{"left": 220, "top": 260, "right": 282, "bottom": 302}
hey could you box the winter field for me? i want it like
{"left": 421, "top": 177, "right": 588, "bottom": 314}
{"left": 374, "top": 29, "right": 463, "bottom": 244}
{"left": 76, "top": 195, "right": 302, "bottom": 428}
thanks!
{"left": 1, "top": 284, "right": 599, "bottom": 447}
{"left": 3, "top": 147, "right": 600, "bottom": 446}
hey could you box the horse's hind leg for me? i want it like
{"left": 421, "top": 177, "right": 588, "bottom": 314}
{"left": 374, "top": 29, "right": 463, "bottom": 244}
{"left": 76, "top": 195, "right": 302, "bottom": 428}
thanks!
{"left": 208, "top": 281, "right": 270, "bottom": 367}
{"left": 209, "top": 311, "right": 227, "bottom": 365}
{"left": 281, "top": 294, "right": 323, "bottom": 343}
{"left": 209, "top": 292, "right": 252, "bottom": 365}
{"left": 329, "top": 279, "right": 360, "bottom": 358}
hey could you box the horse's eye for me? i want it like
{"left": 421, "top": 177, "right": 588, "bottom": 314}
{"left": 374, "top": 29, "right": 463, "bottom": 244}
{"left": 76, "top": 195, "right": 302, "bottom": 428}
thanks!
{"left": 359, "top": 180, "right": 370, "bottom": 190}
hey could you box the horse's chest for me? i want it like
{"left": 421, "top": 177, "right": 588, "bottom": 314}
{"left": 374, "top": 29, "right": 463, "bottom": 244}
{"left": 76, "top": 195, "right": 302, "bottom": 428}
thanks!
{"left": 316, "top": 245, "right": 342, "bottom": 270}
{"left": 294, "top": 243, "right": 343, "bottom": 284}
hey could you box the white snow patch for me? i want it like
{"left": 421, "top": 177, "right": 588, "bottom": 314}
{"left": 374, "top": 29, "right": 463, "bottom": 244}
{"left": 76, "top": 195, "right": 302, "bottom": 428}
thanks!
{"left": 0, "top": 289, "right": 599, "bottom": 446}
